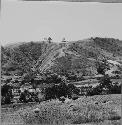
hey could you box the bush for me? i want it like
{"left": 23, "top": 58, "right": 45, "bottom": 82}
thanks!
{"left": 96, "top": 59, "right": 110, "bottom": 75}
{"left": 44, "top": 82, "right": 80, "bottom": 101}
{"left": 19, "top": 90, "right": 31, "bottom": 103}
{"left": 44, "top": 72, "right": 63, "bottom": 84}
{"left": 44, "top": 82, "right": 67, "bottom": 101}
{"left": 85, "top": 75, "right": 121, "bottom": 96}
{"left": 109, "top": 82, "right": 121, "bottom": 94}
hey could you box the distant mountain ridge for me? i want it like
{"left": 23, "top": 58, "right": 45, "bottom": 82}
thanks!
{"left": 1, "top": 37, "right": 122, "bottom": 78}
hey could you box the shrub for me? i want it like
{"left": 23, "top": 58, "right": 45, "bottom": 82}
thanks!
{"left": 96, "top": 59, "right": 110, "bottom": 75}
{"left": 109, "top": 82, "right": 121, "bottom": 94}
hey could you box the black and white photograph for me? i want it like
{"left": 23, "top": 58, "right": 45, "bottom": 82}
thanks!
{"left": 1, "top": 0, "right": 122, "bottom": 125}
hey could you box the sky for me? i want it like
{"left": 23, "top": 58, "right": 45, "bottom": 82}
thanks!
{"left": 0, "top": 0, "right": 122, "bottom": 45}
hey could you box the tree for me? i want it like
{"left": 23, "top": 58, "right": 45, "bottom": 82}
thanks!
{"left": 48, "top": 37, "right": 52, "bottom": 43}
{"left": 44, "top": 87, "right": 55, "bottom": 100}
{"left": 57, "top": 82, "right": 68, "bottom": 98}
{"left": 30, "top": 78, "right": 37, "bottom": 90}
{"left": 67, "top": 83, "right": 80, "bottom": 98}
{"left": 19, "top": 90, "right": 30, "bottom": 103}
{"left": 92, "top": 85, "right": 103, "bottom": 95}
{"left": 43, "top": 73, "right": 68, "bottom": 100}
{"left": 44, "top": 72, "right": 63, "bottom": 84}
{"left": 99, "top": 74, "right": 112, "bottom": 94}
{"left": 96, "top": 59, "right": 110, "bottom": 75}
{"left": 1, "top": 84, "right": 13, "bottom": 104}
{"left": 109, "top": 82, "right": 121, "bottom": 94}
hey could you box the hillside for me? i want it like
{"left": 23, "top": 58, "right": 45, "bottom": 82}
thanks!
{"left": 1, "top": 37, "right": 122, "bottom": 81}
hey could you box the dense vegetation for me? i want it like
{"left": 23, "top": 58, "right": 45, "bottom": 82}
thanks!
{"left": 1, "top": 71, "right": 121, "bottom": 105}
{"left": 84, "top": 75, "right": 121, "bottom": 96}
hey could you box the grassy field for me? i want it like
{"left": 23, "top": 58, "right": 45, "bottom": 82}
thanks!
{"left": 1, "top": 94, "right": 121, "bottom": 125}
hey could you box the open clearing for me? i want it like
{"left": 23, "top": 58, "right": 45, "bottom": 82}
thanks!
{"left": 1, "top": 94, "right": 121, "bottom": 125}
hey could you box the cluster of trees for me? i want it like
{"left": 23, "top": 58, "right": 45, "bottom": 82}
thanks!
{"left": 44, "top": 83, "right": 80, "bottom": 100}
{"left": 81, "top": 75, "right": 121, "bottom": 96}
{"left": 93, "top": 58, "right": 121, "bottom": 95}
{"left": 1, "top": 74, "right": 121, "bottom": 105}
{"left": 96, "top": 58, "right": 110, "bottom": 75}
{"left": 1, "top": 72, "right": 80, "bottom": 105}
{"left": 43, "top": 70, "right": 121, "bottom": 100}
{"left": 19, "top": 90, "right": 39, "bottom": 103}
{"left": 39, "top": 72, "right": 80, "bottom": 100}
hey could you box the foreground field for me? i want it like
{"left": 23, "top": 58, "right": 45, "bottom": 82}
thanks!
{"left": 1, "top": 94, "right": 121, "bottom": 125}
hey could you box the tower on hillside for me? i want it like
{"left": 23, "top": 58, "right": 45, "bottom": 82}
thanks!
{"left": 62, "top": 38, "right": 66, "bottom": 42}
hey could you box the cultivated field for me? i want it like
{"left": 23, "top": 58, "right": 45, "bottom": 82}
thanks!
{"left": 1, "top": 94, "right": 121, "bottom": 125}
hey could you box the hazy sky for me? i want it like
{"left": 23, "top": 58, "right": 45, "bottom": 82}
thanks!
{"left": 0, "top": 0, "right": 122, "bottom": 45}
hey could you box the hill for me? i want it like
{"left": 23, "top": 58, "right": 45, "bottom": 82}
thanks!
{"left": 1, "top": 37, "right": 122, "bottom": 81}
